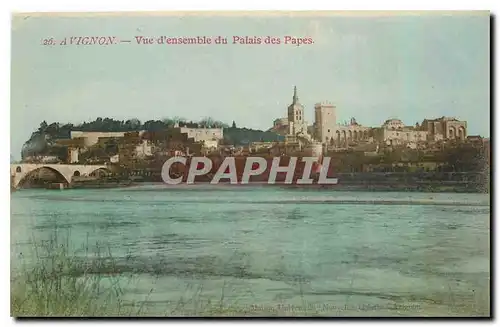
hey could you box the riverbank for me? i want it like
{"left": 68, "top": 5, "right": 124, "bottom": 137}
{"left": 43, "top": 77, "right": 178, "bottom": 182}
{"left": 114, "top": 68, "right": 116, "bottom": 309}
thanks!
{"left": 34, "top": 180, "right": 489, "bottom": 193}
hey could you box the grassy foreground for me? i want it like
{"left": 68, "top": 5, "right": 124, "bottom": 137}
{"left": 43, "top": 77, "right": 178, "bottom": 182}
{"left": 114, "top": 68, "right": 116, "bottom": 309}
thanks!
{"left": 11, "top": 231, "right": 490, "bottom": 317}
{"left": 10, "top": 232, "right": 315, "bottom": 317}
{"left": 11, "top": 233, "right": 129, "bottom": 317}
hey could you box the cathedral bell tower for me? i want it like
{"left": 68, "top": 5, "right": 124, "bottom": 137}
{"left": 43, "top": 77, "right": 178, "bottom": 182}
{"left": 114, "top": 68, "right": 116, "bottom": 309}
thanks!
{"left": 287, "top": 86, "right": 305, "bottom": 135}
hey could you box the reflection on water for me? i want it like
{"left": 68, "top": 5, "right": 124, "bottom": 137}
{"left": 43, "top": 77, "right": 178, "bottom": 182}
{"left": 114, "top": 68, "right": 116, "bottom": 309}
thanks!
{"left": 11, "top": 186, "right": 490, "bottom": 316}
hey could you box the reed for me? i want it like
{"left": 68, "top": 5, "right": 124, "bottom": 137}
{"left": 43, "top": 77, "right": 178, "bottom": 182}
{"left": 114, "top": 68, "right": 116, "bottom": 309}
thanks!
{"left": 11, "top": 231, "right": 129, "bottom": 317}
{"left": 10, "top": 230, "right": 313, "bottom": 317}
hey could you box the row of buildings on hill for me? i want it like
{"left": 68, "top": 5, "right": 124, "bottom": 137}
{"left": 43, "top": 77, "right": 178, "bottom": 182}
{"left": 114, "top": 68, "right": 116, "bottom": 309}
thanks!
{"left": 22, "top": 86, "right": 485, "bottom": 168}
{"left": 269, "top": 86, "right": 471, "bottom": 155}
{"left": 46, "top": 125, "right": 224, "bottom": 165}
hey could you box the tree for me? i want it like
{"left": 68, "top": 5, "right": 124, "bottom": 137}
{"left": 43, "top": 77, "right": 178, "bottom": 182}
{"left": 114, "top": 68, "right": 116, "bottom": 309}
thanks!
{"left": 232, "top": 121, "right": 236, "bottom": 128}
{"left": 442, "top": 143, "right": 485, "bottom": 172}
{"left": 38, "top": 121, "right": 48, "bottom": 133}
{"left": 213, "top": 121, "right": 229, "bottom": 128}
{"left": 199, "top": 117, "right": 215, "bottom": 128}
{"left": 129, "top": 118, "right": 141, "bottom": 129}
{"left": 45, "top": 122, "right": 60, "bottom": 136}
{"left": 162, "top": 118, "right": 175, "bottom": 127}
{"left": 172, "top": 116, "right": 185, "bottom": 123}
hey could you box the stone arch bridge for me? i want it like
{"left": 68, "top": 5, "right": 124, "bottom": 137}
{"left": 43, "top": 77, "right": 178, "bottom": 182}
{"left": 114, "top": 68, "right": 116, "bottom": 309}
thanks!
{"left": 10, "top": 164, "right": 109, "bottom": 188}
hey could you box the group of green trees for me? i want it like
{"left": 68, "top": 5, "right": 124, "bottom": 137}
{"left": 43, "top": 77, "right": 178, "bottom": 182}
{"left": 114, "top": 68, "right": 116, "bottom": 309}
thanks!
{"left": 223, "top": 128, "right": 284, "bottom": 146}
{"left": 440, "top": 142, "right": 489, "bottom": 172}
{"left": 32, "top": 117, "right": 230, "bottom": 137}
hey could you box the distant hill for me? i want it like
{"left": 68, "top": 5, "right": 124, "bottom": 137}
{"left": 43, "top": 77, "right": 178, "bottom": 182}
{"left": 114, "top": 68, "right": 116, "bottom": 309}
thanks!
{"left": 21, "top": 117, "right": 283, "bottom": 158}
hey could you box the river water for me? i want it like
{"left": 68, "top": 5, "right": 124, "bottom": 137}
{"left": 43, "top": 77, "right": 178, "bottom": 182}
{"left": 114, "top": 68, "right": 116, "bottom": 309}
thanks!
{"left": 10, "top": 185, "right": 490, "bottom": 316}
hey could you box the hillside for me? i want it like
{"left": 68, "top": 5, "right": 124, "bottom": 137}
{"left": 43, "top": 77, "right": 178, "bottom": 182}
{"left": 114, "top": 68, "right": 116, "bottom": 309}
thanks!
{"left": 21, "top": 117, "right": 282, "bottom": 158}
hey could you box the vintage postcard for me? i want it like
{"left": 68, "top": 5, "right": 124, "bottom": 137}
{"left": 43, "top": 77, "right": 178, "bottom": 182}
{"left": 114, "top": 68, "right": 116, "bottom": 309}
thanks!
{"left": 10, "top": 11, "right": 490, "bottom": 318}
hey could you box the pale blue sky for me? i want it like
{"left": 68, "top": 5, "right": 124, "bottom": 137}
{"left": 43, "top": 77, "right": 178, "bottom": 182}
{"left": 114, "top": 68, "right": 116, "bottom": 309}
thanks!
{"left": 11, "top": 13, "right": 490, "bottom": 158}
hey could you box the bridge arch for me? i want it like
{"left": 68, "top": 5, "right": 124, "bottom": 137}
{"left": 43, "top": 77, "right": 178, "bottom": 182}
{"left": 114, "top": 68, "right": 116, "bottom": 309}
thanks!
{"left": 11, "top": 164, "right": 108, "bottom": 188}
{"left": 16, "top": 166, "right": 70, "bottom": 188}
{"left": 89, "top": 167, "right": 112, "bottom": 177}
